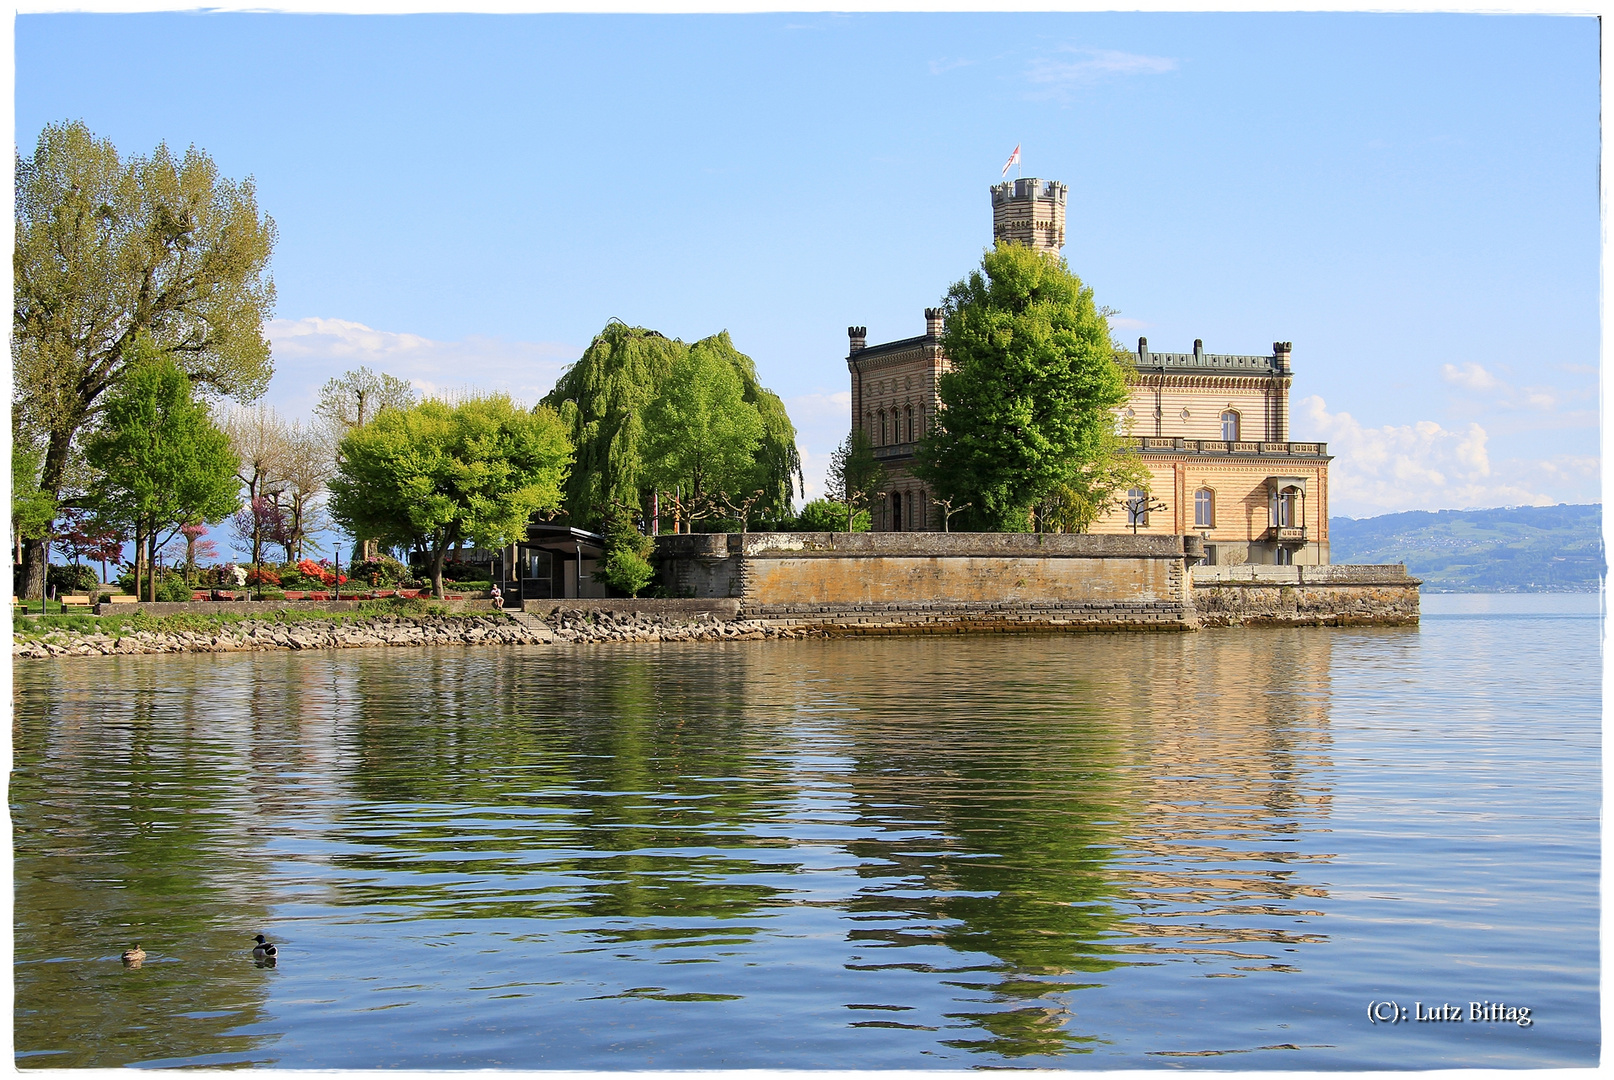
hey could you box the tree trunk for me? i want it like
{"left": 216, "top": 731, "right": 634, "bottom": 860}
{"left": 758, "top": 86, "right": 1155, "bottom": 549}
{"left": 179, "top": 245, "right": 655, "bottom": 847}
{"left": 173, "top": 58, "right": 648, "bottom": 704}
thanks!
{"left": 429, "top": 543, "right": 448, "bottom": 599}
{"left": 147, "top": 531, "right": 159, "bottom": 603}
{"left": 133, "top": 527, "right": 144, "bottom": 600}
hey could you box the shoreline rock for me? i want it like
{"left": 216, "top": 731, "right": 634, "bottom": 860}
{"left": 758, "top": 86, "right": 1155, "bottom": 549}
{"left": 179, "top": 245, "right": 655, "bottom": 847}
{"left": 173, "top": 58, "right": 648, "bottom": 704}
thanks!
{"left": 11, "top": 611, "right": 817, "bottom": 660}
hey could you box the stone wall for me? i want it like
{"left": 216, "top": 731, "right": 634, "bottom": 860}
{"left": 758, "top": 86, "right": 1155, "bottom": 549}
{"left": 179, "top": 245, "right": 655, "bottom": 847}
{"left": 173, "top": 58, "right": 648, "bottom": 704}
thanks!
{"left": 656, "top": 532, "right": 1202, "bottom": 632}
{"left": 1190, "top": 564, "right": 1420, "bottom": 626}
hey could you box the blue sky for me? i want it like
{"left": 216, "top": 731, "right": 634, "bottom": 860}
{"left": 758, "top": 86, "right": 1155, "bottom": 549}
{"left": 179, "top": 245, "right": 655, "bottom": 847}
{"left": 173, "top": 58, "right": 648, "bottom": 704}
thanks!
{"left": 14, "top": 10, "right": 1601, "bottom": 517}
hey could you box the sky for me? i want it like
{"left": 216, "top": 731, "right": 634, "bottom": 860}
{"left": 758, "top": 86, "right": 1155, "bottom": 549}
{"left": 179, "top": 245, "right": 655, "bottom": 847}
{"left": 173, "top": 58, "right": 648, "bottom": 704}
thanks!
{"left": 12, "top": 9, "right": 1602, "bottom": 519}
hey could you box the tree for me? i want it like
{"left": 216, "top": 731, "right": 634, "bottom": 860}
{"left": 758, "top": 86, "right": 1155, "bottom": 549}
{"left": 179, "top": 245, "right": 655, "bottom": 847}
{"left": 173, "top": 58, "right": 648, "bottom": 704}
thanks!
{"left": 914, "top": 243, "right": 1130, "bottom": 532}
{"left": 82, "top": 347, "right": 241, "bottom": 602}
{"left": 1034, "top": 426, "right": 1152, "bottom": 534}
{"left": 541, "top": 323, "right": 801, "bottom": 531}
{"left": 314, "top": 366, "right": 416, "bottom": 433}
{"left": 687, "top": 331, "right": 802, "bottom": 521}
{"left": 828, "top": 427, "right": 886, "bottom": 530}
{"left": 11, "top": 441, "right": 57, "bottom": 572}
{"left": 13, "top": 120, "right": 275, "bottom": 598}
{"left": 796, "top": 498, "right": 869, "bottom": 533}
{"left": 641, "top": 343, "right": 765, "bottom": 520}
{"left": 594, "top": 509, "right": 656, "bottom": 597}
{"left": 542, "top": 322, "right": 683, "bottom": 527}
{"left": 53, "top": 507, "right": 125, "bottom": 584}
{"left": 222, "top": 405, "right": 289, "bottom": 575}
{"left": 328, "top": 394, "right": 572, "bottom": 599}
{"left": 278, "top": 420, "right": 334, "bottom": 560}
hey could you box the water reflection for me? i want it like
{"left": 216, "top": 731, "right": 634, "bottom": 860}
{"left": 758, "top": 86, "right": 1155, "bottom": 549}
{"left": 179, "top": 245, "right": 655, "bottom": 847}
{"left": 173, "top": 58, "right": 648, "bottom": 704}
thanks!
{"left": 15, "top": 629, "right": 1355, "bottom": 1066}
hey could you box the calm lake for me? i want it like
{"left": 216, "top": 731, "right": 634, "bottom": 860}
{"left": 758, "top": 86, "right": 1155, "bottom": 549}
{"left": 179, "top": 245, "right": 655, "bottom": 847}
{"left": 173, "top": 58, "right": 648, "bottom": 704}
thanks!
{"left": 11, "top": 594, "right": 1601, "bottom": 1069}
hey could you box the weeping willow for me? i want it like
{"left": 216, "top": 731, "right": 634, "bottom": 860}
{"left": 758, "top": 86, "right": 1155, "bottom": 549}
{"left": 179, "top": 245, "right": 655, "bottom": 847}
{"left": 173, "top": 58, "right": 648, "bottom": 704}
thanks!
{"left": 541, "top": 322, "right": 801, "bottom": 529}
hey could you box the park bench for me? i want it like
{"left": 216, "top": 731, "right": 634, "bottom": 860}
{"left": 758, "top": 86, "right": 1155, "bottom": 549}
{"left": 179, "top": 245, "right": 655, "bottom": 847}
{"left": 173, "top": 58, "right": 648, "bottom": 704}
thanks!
{"left": 60, "top": 594, "right": 93, "bottom": 611}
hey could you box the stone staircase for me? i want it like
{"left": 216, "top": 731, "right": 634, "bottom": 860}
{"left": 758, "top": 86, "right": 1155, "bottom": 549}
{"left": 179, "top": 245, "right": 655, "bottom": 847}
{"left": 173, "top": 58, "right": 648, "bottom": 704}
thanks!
{"left": 502, "top": 608, "right": 554, "bottom": 640}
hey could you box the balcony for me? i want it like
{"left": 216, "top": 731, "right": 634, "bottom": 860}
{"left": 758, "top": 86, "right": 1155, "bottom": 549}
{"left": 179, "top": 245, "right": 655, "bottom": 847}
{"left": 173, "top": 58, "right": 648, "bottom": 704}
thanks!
{"left": 1265, "top": 526, "right": 1308, "bottom": 543}
{"left": 1128, "top": 438, "right": 1328, "bottom": 457}
{"left": 873, "top": 442, "right": 917, "bottom": 461}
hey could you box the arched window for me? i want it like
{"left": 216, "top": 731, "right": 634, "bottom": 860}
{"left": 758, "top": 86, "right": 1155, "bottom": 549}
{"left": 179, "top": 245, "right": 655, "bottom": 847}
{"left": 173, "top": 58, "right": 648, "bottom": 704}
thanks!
{"left": 890, "top": 491, "right": 903, "bottom": 532}
{"left": 878, "top": 410, "right": 888, "bottom": 446}
{"left": 1270, "top": 488, "right": 1296, "bottom": 528}
{"left": 1126, "top": 487, "right": 1149, "bottom": 527}
{"left": 1221, "top": 410, "right": 1241, "bottom": 442}
{"left": 1194, "top": 488, "right": 1215, "bottom": 528}
{"left": 904, "top": 405, "right": 914, "bottom": 443}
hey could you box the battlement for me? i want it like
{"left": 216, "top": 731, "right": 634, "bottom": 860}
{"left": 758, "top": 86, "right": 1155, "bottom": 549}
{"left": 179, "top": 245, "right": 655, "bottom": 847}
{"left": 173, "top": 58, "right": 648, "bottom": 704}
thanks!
{"left": 990, "top": 178, "right": 1067, "bottom": 205}
{"left": 1131, "top": 336, "right": 1289, "bottom": 376}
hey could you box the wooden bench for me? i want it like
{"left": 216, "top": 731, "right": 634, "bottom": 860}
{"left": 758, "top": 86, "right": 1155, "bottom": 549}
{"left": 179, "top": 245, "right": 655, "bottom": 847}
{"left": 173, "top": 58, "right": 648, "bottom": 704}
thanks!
{"left": 60, "top": 594, "right": 94, "bottom": 611}
{"left": 104, "top": 595, "right": 139, "bottom": 605}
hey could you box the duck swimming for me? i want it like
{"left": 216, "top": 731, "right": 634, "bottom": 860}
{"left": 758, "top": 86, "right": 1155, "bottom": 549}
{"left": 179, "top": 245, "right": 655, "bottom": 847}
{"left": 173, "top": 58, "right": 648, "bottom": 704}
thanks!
{"left": 251, "top": 935, "right": 277, "bottom": 960}
{"left": 121, "top": 944, "right": 145, "bottom": 964}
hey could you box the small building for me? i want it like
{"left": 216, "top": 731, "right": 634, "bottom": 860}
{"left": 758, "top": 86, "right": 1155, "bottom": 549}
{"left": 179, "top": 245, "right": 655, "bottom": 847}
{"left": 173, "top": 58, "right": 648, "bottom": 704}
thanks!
{"left": 845, "top": 176, "right": 1331, "bottom": 565}
{"left": 495, "top": 524, "right": 607, "bottom": 601}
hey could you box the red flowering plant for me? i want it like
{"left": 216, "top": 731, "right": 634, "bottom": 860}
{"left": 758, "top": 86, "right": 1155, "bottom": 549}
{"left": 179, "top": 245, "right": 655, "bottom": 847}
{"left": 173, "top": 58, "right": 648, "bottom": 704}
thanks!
{"left": 245, "top": 567, "right": 281, "bottom": 586}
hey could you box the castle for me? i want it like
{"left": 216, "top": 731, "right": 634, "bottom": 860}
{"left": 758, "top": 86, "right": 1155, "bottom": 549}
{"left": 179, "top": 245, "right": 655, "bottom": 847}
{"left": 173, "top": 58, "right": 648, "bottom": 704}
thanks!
{"left": 845, "top": 177, "right": 1332, "bottom": 566}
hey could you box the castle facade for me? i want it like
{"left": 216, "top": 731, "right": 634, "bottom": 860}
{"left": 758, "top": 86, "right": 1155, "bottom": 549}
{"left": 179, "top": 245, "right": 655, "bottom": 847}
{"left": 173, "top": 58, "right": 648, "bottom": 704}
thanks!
{"left": 845, "top": 177, "right": 1332, "bottom": 566}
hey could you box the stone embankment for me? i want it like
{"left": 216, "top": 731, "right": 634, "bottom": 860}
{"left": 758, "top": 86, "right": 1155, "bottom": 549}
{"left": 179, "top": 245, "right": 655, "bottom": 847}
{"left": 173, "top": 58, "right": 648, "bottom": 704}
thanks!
{"left": 12, "top": 610, "right": 812, "bottom": 660}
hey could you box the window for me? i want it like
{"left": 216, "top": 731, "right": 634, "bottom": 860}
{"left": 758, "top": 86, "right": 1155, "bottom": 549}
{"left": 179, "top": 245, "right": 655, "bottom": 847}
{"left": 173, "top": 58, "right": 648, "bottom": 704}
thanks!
{"left": 890, "top": 491, "right": 903, "bottom": 531}
{"left": 1221, "top": 410, "right": 1240, "bottom": 441}
{"left": 1275, "top": 546, "right": 1293, "bottom": 566}
{"left": 904, "top": 405, "right": 914, "bottom": 443}
{"left": 1271, "top": 490, "right": 1295, "bottom": 528}
{"left": 1194, "top": 488, "right": 1215, "bottom": 528}
{"left": 878, "top": 410, "right": 888, "bottom": 446}
{"left": 1126, "top": 487, "right": 1149, "bottom": 527}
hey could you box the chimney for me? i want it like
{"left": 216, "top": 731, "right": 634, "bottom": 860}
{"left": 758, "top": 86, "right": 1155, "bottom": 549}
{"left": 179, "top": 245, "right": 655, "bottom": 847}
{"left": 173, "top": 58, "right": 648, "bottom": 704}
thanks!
{"left": 1273, "top": 340, "right": 1292, "bottom": 373}
{"left": 1193, "top": 338, "right": 1204, "bottom": 360}
{"left": 849, "top": 326, "right": 867, "bottom": 354}
{"left": 924, "top": 307, "right": 944, "bottom": 338}
{"left": 1137, "top": 336, "right": 1149, "bottom": 362}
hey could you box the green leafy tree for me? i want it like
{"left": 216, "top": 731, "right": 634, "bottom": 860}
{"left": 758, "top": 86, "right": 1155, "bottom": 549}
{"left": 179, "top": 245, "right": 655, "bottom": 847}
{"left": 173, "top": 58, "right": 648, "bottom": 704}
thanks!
{"left": 1035, "top": 425, "right": 1152, "bottom": 533}
{"left": 594, "top": 510, "right": 657, "bottom": 597}
{"left": 327, "top": 394, "right": 572, "bottom": 599}
{"left": 795, "top": 497, "right": 869, "bottom": 533}
{"left": 686, "top": 331, "right": 802, "bottom": 521}
{"left": 915, "top": 243, "right": 1129, "bottom": 531}
{"left": 641, "top": 342, "right": 765, "bottom": 514}
{"left": 83, "top": 345, "right": 241, "bottom": 602}
{"left": 828, "top": 427, "right": 886, "bottom": 530}
{"left": 11, "top": 440, "right": 57, "bottom": 571}
{"left": 13, "top": 120, "right": 276, "bottom": 598}
{"left": 542, "top": 322, "right": 684, "bottom": 528}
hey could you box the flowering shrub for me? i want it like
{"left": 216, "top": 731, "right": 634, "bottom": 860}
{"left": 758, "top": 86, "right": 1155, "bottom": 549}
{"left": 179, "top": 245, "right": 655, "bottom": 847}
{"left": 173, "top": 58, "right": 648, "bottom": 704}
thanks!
{"left": 246, "top": 567, "right": 281, "bottom": 586}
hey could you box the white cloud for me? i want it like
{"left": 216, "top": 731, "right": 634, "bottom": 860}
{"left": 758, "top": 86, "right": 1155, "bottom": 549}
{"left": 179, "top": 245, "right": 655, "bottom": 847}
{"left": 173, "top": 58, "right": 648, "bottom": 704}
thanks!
{"left": 1439, "top": 360, "right": 1565, "bottom": 411}
{"left": 1027, "top": 46, "right": 1177, "bottom": 99}
{"left": 1299, "top": 395, "right": 1592, "bottom": 516}
{"left": 263, "top": 316, "right": 577, "bottom": 419}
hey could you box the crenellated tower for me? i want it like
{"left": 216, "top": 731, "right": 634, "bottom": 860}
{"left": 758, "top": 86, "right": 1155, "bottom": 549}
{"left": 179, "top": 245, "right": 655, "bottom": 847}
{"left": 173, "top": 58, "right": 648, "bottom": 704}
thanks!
{"left": 990, "top": 177, "right": 1067, "bottom": 254}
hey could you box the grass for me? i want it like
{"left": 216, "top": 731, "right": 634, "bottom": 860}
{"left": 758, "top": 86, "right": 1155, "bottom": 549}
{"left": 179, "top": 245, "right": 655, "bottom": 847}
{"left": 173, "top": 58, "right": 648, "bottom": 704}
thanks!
{"left": 12, "top": 596, "right": 495, "bottom": 642}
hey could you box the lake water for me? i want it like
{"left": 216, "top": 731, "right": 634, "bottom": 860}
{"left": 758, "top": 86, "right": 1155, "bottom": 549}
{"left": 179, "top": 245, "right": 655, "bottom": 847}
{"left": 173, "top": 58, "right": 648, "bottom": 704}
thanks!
{"left": 11, "top": 594, "right": 1601, "bottom": 1069}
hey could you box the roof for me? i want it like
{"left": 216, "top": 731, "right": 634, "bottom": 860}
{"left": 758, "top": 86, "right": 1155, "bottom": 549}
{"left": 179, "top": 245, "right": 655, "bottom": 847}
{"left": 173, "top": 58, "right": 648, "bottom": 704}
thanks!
{"left": 523, "top": 523, "right": 606, "bottom": 559}
{"left": 1130, "top": 348, "right": 1282, "bottom": 375}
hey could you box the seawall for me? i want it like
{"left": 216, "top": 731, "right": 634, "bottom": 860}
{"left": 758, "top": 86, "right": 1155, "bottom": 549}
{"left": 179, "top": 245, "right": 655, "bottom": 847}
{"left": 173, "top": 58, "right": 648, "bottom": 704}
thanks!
{"left": 657, "top": 531, "right": 1203, "bottom": 633}
{"left": 1190, "top": 564, "right": 1421, "bottom": 626}
{"left": 655, "top": 532, "right": 1417, "bottom": 633}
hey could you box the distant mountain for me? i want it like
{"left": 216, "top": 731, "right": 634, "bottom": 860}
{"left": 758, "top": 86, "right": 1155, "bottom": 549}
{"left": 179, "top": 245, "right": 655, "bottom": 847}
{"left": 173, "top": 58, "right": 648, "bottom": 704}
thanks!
{"left": 1329, "top": 504, "right": 1604, "bottom": 593}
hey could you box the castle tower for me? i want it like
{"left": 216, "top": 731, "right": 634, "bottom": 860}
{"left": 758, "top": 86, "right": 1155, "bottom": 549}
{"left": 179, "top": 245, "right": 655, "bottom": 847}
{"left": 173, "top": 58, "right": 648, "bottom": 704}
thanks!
{"left": 990, "top": 177, "right": 1067, "bottom": 254}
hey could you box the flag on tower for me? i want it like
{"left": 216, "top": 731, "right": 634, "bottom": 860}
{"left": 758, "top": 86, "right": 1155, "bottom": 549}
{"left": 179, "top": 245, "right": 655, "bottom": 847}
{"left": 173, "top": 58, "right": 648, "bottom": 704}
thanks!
{"left": 1001, "top": 144, "right": 1021, "bottom": 178}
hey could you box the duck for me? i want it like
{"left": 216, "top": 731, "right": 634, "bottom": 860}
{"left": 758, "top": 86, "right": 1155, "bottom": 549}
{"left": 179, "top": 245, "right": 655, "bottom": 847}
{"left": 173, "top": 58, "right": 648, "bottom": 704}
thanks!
{"left": 251, "top": 934, "right": 277, "bottom": 960}
{"left": 121, "top": 944, "right": 145, "bottom": 964}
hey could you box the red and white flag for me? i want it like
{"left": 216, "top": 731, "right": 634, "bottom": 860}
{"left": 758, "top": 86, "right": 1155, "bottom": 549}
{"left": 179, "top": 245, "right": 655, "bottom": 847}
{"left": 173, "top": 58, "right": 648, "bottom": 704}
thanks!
{"left": 1001, "top": 144, "right": 1021, "bottom": 177}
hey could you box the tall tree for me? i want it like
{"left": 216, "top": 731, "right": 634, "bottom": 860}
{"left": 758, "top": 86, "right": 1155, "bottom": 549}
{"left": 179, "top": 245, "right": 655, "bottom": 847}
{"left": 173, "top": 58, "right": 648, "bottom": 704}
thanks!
{"left": 222, "top": 404, "right": 289, "bottom": 574}
{"left": 687, "top": 332, "right": 802, "bottom": 521}
{"left": 11, "top": 440, "right": 57, "bottom": 572}
{"left": 328, "top": 395, "right": 572, "bottom": 599}
{"left": 914, "top": 243, "right": 1130, "bottom": 531}
{"left": 279, "top": 420, "right": 334, "bottom": 560}
{"left": 83, "top": 346, "right": 241, "bottom": 602}
{"left": 314, "top": 366, "right": 416, "bottom": 434}
{"left": 828, "top": 427, "right": 887, "bottom": 530}
{"left": 541, "top": 322, "right": 683, "bottom": 527}
{"left": 13, "top": 120, "right": 276, "bottom": 598}
{"left": 641, "top": 343, "right": 765, "bottom": 516}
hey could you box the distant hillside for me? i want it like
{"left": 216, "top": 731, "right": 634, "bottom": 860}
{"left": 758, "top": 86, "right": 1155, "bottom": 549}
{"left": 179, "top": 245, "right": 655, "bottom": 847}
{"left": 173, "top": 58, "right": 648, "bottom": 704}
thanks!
{"left": 1329, "top": 504, "right": 1604, "bottom": 593}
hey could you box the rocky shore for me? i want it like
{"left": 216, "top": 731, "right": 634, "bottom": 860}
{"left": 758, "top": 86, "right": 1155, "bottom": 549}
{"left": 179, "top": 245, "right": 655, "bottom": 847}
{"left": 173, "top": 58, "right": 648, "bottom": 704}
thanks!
{"left": 12, "top": 610, "right": 815, "bottom": 660}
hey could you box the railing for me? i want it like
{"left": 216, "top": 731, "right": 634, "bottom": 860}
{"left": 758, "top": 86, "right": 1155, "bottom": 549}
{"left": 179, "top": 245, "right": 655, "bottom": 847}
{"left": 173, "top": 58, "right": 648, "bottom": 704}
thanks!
{"left": 873, "top": 442, "right": 917, "bottom": 460}
{"left": 1128, "top": 438, "right": 1327, "bottom": 456}
{"left": 1265, "top": 526, "right": 1308, "bottom": 543}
